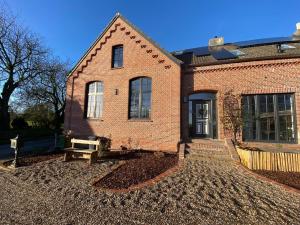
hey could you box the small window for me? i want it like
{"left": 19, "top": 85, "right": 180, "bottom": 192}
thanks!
{"left": 86, "top": 81, "right": 103, "bottom": 118}
{"left": 129, "top": 77, "right": 152, "bottom": 119}
{"left": 112, "top": 45, "right": 123, "bottom": 68}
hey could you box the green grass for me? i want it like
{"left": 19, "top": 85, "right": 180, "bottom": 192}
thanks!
{"left": 0, "top": 128, "right": 55, "bottom": 145}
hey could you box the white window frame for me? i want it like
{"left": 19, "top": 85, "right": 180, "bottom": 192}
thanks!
{"left": 86, "top": 82, "right": 103, "bottom": 119}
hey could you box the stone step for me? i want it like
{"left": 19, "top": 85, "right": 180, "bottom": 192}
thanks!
{"left": 190, "top": 139, "right": 224, "bottom": 144}
{"left": 188, "top": 144, "right": 225, "bottom": 151}
{"left": 187, "top": 153, "right": 232, "bottom": 161}
{"left": 187, "top": 148, "right": 228, "bottom": 156}
{"left": 185, "top": 139, "right": 229, "bottom": 159}
{"left": 187, "top": 142, "right": 226, "bottom": 151}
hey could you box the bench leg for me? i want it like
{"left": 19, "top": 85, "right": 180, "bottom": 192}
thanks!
{"left": 64, "top": 152, "right": 71, "bottom": 162}
{"left": 88, "top": 156, "right": 93, "bottom": 165}
{"left": 89, "top": 152, "right": 97, "bottom": 165}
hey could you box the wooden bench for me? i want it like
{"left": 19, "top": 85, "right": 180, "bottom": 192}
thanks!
{"left": 64, "top": 138, "right": 100, "bottom": 165}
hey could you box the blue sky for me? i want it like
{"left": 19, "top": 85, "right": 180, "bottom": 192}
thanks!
{"left": 4, "top": 0, "right": 300, "bottom": 66}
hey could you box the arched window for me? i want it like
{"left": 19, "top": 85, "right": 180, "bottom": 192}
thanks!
{"left": 129, "top": 77, "right": 152, "bottom": 119}
{"left": 86, "top": 81, "right": 103, "bottom": 118}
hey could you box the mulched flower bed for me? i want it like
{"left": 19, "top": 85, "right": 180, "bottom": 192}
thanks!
{"left": 3, "top": 151, "right": 63, "bottom": 167}
{"left": 255, "top": 170, "right": 300, "bottom": 190}
{"left": 94, "top": 152, "right": 178, "bottom": 189}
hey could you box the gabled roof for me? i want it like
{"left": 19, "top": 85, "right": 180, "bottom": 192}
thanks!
{"left": 172, "top": 37, "right": 300, "bottom": 66}
{"left": 69, "top": 13, "right": 182, "bottom": 77}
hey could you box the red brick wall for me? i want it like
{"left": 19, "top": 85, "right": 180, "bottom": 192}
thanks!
{"left": 182, "top": 58, "right": 300, "bottom": 149}
{"left": 65, "top": 17, "right": 181, "bottom": 152}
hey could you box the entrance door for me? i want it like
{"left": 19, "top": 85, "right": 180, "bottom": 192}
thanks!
{"left": 192, "top": 101, "right": 211, "bottom": 138}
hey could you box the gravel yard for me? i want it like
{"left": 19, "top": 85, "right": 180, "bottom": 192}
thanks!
{"left": 0, "top": 155, "right": 300, "bottom": 225}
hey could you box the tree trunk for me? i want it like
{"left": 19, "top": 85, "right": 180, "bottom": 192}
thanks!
{"left": 54, "top": 109, "right": 64, "bottom": 132}
{"left": 0, "top": 74, "right": 18, "bottom": 131}
{"left": 53, "top": 102, "right": 65, "bottom": 132}
{"left": 0, "top": 100, "right": 10, "bottom": 131}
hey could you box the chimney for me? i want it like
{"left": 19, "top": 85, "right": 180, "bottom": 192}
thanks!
{"left": 292, "top": 22, "right": 300, "bottom": 39}
{"left": 208, "top": 36, "right": 224, "bottom": 47}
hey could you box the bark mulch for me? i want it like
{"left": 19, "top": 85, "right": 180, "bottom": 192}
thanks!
{"left": 255, "top": 170, "right": 300, "bottom": 190}
{"left": 94, "top": 152, "right": 178, "bottom": 189}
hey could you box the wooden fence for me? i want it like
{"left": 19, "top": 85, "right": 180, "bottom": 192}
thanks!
{"left": 236, "top": 147, "right": 300, "bottom": 172}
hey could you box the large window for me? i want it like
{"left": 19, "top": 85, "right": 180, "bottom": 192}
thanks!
{"left": 112, "top": 45, "right": 123, "bottom": 68}
{"left": 242, "top": 93, "right": 296, "bottom": 143}
{"left": 86, "top": 81, "right": 103, "bottom": 118}
{"left": 129, "top": 77, "right": 152, "bottom": 119}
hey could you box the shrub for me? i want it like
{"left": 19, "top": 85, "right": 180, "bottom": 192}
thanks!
{"left": 11, "top": 117, "right": 29, "bottom": 129}
{"left": 98, "top": 135, "right": 112, "bottom": 157}
{"left": 99, "top": 136, "right": 112, "bottom": 152}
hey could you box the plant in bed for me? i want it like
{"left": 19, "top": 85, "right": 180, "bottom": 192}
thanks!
{"left": 98, "top": 135, "right": 112, "bottom": 157}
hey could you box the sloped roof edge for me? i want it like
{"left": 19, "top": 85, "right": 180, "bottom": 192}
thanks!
{"left": 68, "top": 13, "right": 182, "bottom": 77}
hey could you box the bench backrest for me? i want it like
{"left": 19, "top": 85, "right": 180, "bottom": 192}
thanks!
{"left": 71, "top": 138, "right": 100, "bottom": 150}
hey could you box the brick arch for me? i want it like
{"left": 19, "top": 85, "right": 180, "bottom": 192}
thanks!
{"left": 129, "top": 75, "right": 152, "bottom": 82}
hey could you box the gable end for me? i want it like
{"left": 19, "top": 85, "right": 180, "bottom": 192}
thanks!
{"left": 68, "top": 13, "right": 182, "bottom": 79}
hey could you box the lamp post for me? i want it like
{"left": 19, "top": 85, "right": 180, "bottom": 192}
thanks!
{"left": 10, "top": 135, "right": 23, "bottom": 168}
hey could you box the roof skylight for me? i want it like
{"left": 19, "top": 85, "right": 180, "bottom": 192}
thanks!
{"left": 229, "top": 49, "right": 246, "bottom": 56}
{"left": 280, "top": 44, "right": 296, "bottom": 50}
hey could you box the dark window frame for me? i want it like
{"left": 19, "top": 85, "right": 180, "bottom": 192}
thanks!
{"left": 111, "top": 45, "right": 123, "bottom": 68}
{"left": 242, "top": 93, "right": 297, "bottom": 143}
{"left": 128, "top": 77, "right": 152, "bottom": 120}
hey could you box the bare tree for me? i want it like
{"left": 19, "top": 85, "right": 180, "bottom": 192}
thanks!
{"left": 20, "top": 58, "right": 68, "bottom": 131}
{"left": 221, "top": 90, "right": 243, "bottom": 144}
{"left": 0, "top": 8, "right": 47, "bottom": 130}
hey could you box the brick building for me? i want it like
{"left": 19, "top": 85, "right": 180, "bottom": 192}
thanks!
{"left": 65, "top": 13, "right": 300, "bottom": 152}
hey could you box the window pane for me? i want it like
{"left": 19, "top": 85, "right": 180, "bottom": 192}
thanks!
{"left": 95, "top": 95, "right": 100, "bottom": 118}
{"left": 141, "top": 78, "right": 151, "bottom": 118}
{"left": 278, "top": 94, "right": 285, "bottom": 111}
{"left": 267, "top": 95, "right": 274, "bottom": 113}
{"left": 261, "top": 117, "right": 268, "bottom": 140}
{"left": 285, "top": 94, "right": 292, "bottom": 111}
{"left": 259, "top": 95, "right": 267, "bottom": 113}
{"left": 269, "top": 118, "right": 275, "bottom": 140}
{"left": 88, "top": 82, "right": 95, "bottom": 94}
{"left": 130, "top": 79, "right": 140, "bottom": 118}
{"left": 279, "top": 115, "right": 295, "bottom": 142}
{"left": 129, "top": 77, "right": 152, "bottom": 119}
{"left": 112, "top": 45, "right": 123, "bottom": 68}
{"left": 96, "top": 82, "right": 103, "bottom": 93}
{"left": 87, "top": 95, "right": 95, "bottom": 118}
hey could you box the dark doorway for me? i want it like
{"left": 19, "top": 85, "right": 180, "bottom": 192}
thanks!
{"left": 189, "top": 92, "right": 217, "bottom": 139}
{"left": 192, "top": 100, "right": 211, "bottom": 138}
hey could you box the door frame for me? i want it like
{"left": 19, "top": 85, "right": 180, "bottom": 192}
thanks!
{"left": 192, "top": 100, "right": 213, "bottom": 138}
